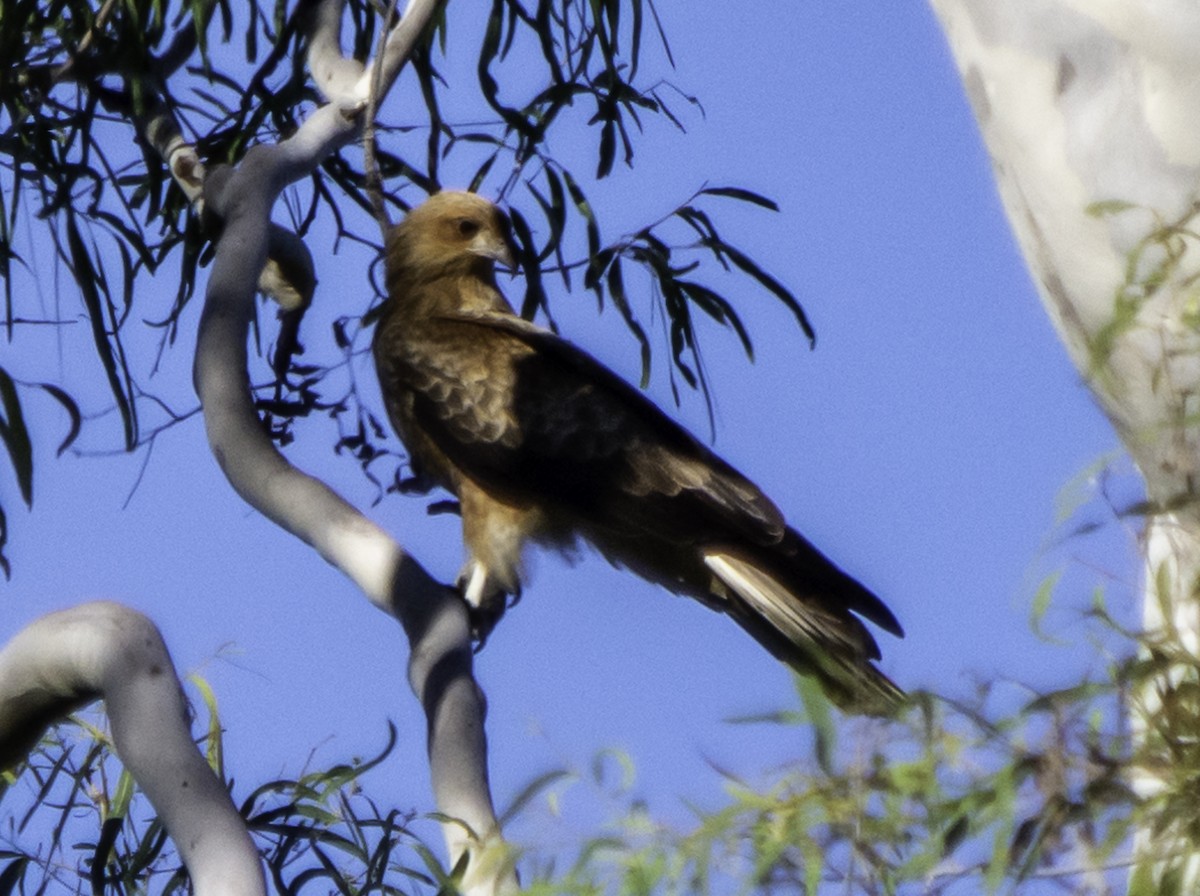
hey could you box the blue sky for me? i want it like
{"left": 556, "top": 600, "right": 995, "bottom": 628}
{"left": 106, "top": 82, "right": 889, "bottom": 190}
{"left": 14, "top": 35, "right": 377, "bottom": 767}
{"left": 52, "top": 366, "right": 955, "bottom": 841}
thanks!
{"left": 2, "top": 0, "right": 1134, "bottom": 871}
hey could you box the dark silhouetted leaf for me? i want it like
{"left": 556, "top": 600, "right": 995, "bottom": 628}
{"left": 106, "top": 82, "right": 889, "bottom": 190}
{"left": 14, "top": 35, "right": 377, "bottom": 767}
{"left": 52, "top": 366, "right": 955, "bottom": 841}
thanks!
{"left": 35, "top": 383, "right": 82, "bottom": 457}
{"left": 0, "top": 367, "right": 32, "bottom": 506}
{"left": 63, "top": 211, "right": 137, "bottom": 451}
{"left": 700, "top": 185, "right": 780, "bottom": 211}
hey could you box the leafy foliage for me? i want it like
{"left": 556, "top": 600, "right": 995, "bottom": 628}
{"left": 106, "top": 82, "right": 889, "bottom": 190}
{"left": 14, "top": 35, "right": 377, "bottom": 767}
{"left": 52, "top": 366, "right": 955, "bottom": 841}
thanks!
{"left": 0, "top": 369, "right": 79, "bottom": 576}
{"left": 1083, "top": 200, "right": 1200, "bottom": 374}
{"left": 0, "top": 707, "right": 457, "bottom": 896}
{"left": 0, "top": 0, "right": 808, "bottom": 570}
{"left": 9, "top": 605, "right": 1199, "bottom": 895}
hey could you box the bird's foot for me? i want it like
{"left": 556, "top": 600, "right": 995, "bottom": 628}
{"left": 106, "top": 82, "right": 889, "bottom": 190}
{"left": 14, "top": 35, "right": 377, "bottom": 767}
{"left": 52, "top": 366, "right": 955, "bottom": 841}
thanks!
{"left": 457, "top": 561, "right": 521, "bottom": 649}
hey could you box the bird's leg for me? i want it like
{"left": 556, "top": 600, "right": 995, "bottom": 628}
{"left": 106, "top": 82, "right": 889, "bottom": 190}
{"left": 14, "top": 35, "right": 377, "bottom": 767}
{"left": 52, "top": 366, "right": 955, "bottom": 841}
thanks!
{"left": 455, "top": 484, "right": 532, "bottom": 646}
{"left": 456, "top": 559, "right": 519, "bottom": 648}
{"left": 459, "top": 559, "right": 491, "bottom": 611}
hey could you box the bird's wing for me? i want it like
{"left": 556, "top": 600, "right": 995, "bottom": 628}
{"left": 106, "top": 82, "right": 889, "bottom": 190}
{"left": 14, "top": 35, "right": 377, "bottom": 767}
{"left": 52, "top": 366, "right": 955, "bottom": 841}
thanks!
{"left": 382, "top": 306, "right": 903, "bottom": 711}
{"left": 386, "top": 309, "right": 786, "bottom": 547}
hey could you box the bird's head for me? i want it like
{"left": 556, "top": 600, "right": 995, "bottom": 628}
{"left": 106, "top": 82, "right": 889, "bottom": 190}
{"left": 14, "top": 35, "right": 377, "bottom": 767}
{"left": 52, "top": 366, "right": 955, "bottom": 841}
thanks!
{"left": 386, "top": 191, "right": 516, "bottom": 281}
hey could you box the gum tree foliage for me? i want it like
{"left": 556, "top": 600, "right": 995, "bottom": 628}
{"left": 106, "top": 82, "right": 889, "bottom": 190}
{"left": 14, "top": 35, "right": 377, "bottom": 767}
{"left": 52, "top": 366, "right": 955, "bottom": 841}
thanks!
{"left": 0, "top": 0, "right": 806, "bottom": 572}
{"left": 0, "top": 484, "right": 1166, "bottom": 894}
{"left": 0, "top": 582, "right": 1170, "bottom": 895}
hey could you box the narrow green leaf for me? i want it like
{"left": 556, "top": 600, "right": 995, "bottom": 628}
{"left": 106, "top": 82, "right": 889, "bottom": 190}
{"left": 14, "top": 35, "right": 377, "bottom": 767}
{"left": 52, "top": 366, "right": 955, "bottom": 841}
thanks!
{"left": 628, "top": 0, "right": 643, "bottom": 82}
{"left": 110, "top": 767, "right": 136, "bottom": 818}
{"left": 125, "top": 818, "right": 170, "bottom": 881}
{"left": 0, "top": 856, "right": 28, "bottom": 896}
{"left": 63, "top": 212, "right": 137, "bottom": 451}
{"left": 35, "top": 383, "right": 81, "bottom": 457}
{"left": 721, "top": 242, "right": 815, "bottom": 346}
{"left": 0, "top": 177, "right": 13, "bottom": 339}
{"left": 90, "top": 816, "right": 123, "bottom": 894}
{"left": 525, "top": 170, "right": 567, "bottom": 271}
{"left": 1029, "top": 569, "right": 1062, "bottom": 637}
{"left": 699, "top": 185, "right": 780, "bottom": 211}
{"left": 0, "top": 503, "right": 10, "bottom": 579}
{"left": 508, "top": 206, "right": 549, "bottom": 323}
{"left": 468, "top": 150, "right": 499, "bottom": 194}
{"left": 645, "top": 0, "right": 674, "bottom": 68}
{"left": 562, "top": 170, "right": 600, "bottom": 265}
{"left": 678, "top": 280, "right": 754, "bottom": 360}
{"left": 244, "top": 0, "right": 258, "bottom": 60}
{"left": 796, "top": 674, "right": 835, "bottom": 773}
{"left": 498, "top": 769, "right": 573, "bottom": 826}
{"left": 0, "top": 367, "right": 32, "bottom": 506}
{"left": 188, "top": 673, "right": 225, "bottom": 779}
{"left": 604, "top": 258, "right": 651, "bottom": 387}
{"left": 597, "top": 116, "right": 616, "bottom": 179}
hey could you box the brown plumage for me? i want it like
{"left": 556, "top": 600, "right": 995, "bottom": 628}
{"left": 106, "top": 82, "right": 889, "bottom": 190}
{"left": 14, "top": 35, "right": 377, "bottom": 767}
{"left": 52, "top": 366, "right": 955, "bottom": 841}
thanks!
{"left": 372, "top": 191, "right": 904, "bottom": 713}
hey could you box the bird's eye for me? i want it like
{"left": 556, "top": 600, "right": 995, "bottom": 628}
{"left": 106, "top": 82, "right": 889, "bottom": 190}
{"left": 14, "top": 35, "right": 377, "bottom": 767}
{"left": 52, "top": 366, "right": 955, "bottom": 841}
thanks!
{"left": 457, "top": 218, "right": 480, "bottom": 238}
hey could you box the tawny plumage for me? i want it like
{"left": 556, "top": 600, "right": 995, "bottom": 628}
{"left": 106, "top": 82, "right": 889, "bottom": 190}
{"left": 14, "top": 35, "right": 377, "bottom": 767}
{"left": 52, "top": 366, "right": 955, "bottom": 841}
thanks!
{"left": 372, "top": 191, "right": 903, "bottom": 713}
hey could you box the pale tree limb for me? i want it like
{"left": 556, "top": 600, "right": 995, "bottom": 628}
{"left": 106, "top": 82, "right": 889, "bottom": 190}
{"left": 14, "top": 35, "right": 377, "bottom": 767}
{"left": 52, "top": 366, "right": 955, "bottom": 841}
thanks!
{"left": 307, "top": 0, "right": 365, "bottom": 99}
{"left": 189, "top": 2, "right": 517, "bottom": 892}
{"left": 308, "top": 0, "right": 442, "bottom": 107}
{"left": 360, "top": 0, "right": 443, "bottom": 102}
{"left": 929, "top": 1, "right": 1200, "bottom": 888}
{"left": 137, "top": 96, "right": 316, "bottom": 313}
{"left": 0, "top": 602, "right": 265, "bottom": 896}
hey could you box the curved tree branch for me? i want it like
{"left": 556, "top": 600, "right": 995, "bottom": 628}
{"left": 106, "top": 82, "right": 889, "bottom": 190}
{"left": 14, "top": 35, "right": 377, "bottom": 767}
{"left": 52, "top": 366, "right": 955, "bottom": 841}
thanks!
{"left": 190, "top": 2, "right": 515, "bottom": 892}
{"left": 0, "top": 602, "right": 265, "bottom": 896}
{"left": 364, "top": 0, "right": 443, "bottom": 102}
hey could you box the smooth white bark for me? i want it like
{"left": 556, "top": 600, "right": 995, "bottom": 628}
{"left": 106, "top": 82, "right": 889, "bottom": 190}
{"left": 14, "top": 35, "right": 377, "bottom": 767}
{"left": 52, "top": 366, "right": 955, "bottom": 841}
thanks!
{"left": 191, "top": 3, "right": 516, "bottom": 892}
{"left": 930, "top": 0, "right": 1200, "bottom": 886}
{"left": 0, "top": 602, "right": 265, "bottom": 896}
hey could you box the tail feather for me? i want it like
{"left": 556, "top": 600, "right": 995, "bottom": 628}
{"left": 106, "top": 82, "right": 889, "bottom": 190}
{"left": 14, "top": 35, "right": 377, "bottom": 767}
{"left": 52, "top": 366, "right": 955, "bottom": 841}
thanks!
{"left": 703, "top": 552, "right": 903, "bottom": 715}
{"left": 775, "top": 529, "right": 904, "bottom": 638}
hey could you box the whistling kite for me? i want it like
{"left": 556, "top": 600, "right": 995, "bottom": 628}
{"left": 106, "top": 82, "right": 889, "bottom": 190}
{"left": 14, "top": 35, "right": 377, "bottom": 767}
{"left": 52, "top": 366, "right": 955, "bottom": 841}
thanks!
{"left": 372, "top": 192, "right": 902, "bottom": 712}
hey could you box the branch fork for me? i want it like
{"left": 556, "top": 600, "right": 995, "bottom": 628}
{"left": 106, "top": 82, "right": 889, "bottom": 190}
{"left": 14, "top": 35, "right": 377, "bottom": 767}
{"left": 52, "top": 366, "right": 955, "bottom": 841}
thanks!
{"left": 190, "top": 2, "right": 517, "bottom": 893}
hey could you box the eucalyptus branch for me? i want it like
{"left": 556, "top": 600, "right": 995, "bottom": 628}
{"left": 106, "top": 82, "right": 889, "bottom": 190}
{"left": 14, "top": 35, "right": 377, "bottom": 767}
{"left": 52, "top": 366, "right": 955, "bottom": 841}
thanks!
{"left": 308, "top": 0, "right": 366, "bottom": 101}
{"left": 361, "top": 0, "right": 443, "bottom": 103}
{"left": 364, "top": 0, "right": 402, "bottom": 233}
{"left": 0, "top": 603, "right": 265, "bottom": 896}
{"left": 190, "top": 3, "right": 515, "bottom": 893}
{"left": 137, "top": 101, "right": 206, "bottom": 211}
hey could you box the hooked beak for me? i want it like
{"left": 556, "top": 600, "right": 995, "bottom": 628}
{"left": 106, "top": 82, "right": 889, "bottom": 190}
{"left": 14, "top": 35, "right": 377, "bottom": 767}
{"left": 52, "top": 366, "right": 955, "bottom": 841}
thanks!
{"left": 470, "top": 209, "right": 518, "bottom": 273}
{"left": 470, "top": 231, "right": 517, "bottom": 274}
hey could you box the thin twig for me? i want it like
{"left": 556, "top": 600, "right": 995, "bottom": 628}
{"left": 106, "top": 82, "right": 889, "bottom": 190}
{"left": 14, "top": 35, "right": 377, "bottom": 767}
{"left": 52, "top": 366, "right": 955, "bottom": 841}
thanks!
{"left": 364, "top": 0, "right": 402, "bottom": 234}
{"left": 49, "top": 0, "right": 121, "bottom": 86}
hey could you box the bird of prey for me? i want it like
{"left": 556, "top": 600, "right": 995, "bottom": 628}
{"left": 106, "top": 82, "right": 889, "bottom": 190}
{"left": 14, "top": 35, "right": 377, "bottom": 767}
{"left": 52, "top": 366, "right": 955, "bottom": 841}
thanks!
{"left": 372, "top": 191, "right": 903, "bottom": 713}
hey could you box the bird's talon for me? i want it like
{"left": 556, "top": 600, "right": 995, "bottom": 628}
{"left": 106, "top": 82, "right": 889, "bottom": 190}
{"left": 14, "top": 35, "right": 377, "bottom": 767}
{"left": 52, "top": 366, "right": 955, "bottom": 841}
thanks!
{"left": 466, "top": 602, "right": 504, "bottom": 649}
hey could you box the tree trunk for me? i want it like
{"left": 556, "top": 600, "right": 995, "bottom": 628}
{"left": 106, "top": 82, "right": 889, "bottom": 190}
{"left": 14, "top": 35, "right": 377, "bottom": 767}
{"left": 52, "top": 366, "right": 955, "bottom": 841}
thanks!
{"left": 928, "top": 1, "right": 1200, "bottom": 888}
